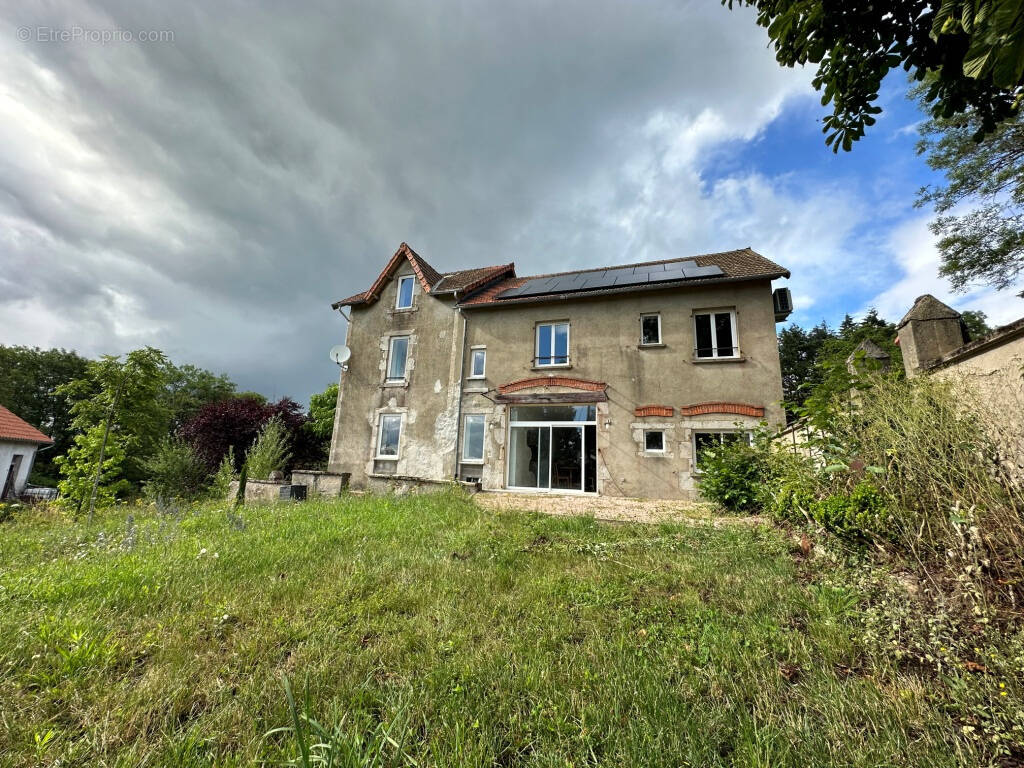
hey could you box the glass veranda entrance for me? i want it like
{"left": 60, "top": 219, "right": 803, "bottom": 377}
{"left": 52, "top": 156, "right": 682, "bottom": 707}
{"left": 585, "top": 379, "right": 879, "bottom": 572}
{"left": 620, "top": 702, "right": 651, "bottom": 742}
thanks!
{"left": 506, "top": 405, "right": 597, "bottom": 493}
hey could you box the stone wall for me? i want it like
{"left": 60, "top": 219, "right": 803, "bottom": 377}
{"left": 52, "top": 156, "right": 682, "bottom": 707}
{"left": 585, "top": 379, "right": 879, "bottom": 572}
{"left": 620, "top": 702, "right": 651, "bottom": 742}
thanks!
{"left": 931, "top": 331, "right": 1024, "bottom": 483}
{"left": 226, "top": 479, "right": 286, "bottom": 503}
{"left": 291, "top": 470, "right": 350, "bottom": 497}
{"left": 897, "top": 297, "right": 1024, "bottom": 484}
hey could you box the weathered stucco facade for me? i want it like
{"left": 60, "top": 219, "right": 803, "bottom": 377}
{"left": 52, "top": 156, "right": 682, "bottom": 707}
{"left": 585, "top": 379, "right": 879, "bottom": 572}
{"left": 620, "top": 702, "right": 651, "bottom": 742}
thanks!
{"left": 328, "top": 244, "right": 790, "bottom": 499}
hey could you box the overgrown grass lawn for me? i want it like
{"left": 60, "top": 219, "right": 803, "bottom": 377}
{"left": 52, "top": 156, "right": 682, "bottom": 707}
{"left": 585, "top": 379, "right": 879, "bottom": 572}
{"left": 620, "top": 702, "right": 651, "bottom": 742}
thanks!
{"left": 0, "top": 493, "right": 986, "bottom": 766}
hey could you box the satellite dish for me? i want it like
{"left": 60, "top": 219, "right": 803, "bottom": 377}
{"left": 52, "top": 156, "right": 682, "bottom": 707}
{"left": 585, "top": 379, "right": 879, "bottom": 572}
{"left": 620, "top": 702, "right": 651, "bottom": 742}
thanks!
{"left": 329, "top": 345, "right": 351, "bottom": 365}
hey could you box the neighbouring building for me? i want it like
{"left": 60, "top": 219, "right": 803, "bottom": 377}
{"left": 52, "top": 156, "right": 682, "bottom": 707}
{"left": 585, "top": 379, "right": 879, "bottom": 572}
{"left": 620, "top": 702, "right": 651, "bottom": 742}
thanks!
{"left": 325, "top": 243, "right": 791, "bottom": 499}
{"left": 896, "top": 294, "right": 1024, "bottom": 478}
{"left": 0, "top": 405, "right": 53, "bottom": 500}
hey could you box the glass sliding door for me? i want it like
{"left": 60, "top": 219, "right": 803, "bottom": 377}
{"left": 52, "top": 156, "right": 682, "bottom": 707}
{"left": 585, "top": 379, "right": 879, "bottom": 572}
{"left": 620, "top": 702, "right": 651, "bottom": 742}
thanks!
{"left": 508, "top": 426, "right": 550, "bottom": 489}
{"left": 506, "top": 405, "right": 597, "bottom": 493}
{"left": 550, "top": 426, "right": 582, "bottom": 491}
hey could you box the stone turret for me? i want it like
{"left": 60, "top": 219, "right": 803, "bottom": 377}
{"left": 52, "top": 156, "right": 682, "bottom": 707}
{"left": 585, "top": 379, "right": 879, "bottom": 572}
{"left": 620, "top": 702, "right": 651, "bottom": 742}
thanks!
{"left": 896, "top": 295, "right": 965, "bottom": 377}
{"left": 846, "top": 338, "right": 891, "bottom": 376}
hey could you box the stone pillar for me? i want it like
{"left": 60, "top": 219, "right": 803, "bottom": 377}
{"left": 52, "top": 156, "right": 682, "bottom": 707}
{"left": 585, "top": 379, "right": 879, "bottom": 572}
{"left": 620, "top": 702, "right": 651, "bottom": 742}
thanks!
{"left": 896, "top": 295, "right": 965, "bottom": 378}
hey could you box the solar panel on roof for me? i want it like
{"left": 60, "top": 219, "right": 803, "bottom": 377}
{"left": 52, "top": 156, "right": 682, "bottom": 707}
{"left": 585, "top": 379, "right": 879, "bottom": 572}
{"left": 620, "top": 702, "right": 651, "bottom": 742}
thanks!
{"left": 681, "top": 264, "right": 724, "bottom": 279}
{"left": 494, "top": 259, "right": 726, "bottom": 299}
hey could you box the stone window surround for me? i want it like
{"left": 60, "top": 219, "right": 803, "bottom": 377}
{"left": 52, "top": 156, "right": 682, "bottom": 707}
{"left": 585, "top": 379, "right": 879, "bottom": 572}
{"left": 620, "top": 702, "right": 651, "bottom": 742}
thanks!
{"left": 380, "top": 331, "right": 416, "bottom": 388}
{"left": 461, "top": 413, "right": 486, "bottom": 464}
{"left": 630, "top": 420, "right": 676, "bottom": 458}
{"left": 374, "top": 411, "right": 404, "bottom": 460}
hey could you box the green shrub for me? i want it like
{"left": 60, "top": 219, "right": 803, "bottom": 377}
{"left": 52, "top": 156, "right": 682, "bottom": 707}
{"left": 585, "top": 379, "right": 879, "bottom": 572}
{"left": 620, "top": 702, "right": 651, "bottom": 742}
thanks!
{"left": 697, "top": 440, "right": 765, "bottom": 513}
{"left": 142, "top": 439, "right": 208, "bottom": 502}
{"left": 775, "top": 370, "right": 1024, "bottom": 604}
{"left": 769, "top": 478, "right": 817, "bottom": 524}
{"left": 245, "top": 416, "right": 291, "bottom": 480}
{"left": 209, "top": 446, "right": 236, "bottom": 499}
{"left": 809, "top": 482, "right": 892, "bottom": 542}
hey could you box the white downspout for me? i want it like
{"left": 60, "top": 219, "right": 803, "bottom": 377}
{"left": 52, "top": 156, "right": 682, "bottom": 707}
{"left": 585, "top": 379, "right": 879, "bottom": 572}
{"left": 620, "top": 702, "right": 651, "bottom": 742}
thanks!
{"left": 452, "top": 300, "right": 468, "bottom": 480}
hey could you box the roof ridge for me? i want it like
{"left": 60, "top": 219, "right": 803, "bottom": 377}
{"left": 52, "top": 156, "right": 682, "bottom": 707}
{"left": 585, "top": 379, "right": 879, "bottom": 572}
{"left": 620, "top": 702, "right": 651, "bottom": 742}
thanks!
{"left": 513, "top": 248, "right": 759, "bottom": 281}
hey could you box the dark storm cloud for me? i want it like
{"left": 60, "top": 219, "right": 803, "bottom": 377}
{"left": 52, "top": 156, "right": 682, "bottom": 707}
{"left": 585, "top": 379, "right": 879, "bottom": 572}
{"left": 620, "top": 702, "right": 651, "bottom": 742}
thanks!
{"left": 0, "top": 0, "right": 814, "bottom": 401}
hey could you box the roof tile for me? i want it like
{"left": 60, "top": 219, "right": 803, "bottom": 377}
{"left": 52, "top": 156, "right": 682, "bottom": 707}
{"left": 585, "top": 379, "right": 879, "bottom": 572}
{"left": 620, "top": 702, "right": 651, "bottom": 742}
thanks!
{"left": 0, "top": 405, "right": 53, "bottom": 444}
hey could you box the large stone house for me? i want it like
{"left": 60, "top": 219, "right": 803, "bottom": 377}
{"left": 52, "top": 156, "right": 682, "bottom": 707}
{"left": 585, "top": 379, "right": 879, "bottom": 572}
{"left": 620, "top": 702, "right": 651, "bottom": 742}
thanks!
{"left": 325, "top": 243, "right": 791, "bottom": 499}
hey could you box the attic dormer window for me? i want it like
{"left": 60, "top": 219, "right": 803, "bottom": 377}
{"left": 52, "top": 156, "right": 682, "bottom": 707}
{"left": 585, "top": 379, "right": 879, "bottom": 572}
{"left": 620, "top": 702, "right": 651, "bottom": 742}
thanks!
{"left": 396, "top": 276, "right": 415, "bottom": 309}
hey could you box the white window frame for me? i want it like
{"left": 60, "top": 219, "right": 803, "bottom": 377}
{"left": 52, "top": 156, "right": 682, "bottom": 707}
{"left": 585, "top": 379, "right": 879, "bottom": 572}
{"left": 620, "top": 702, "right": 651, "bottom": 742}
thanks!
{"left": 395, "top": 275, "right": 415, "bottom": 310}
{"left": 386, "top": 335, "right": 410, "bottom": 382}
{"left": 535, "top": 321, "right": 570, "bottom": 367}
{"left": 692, "top": 429, "right": 753, "bottom": 473}
{"left": 376, "top": 413, "right": 403, "bottom": 459}
{"left": 640, "top": 313, "right": 662, "bottom": 346}
{"left": 693, "top": 309, "right": 739, "bottom": 359}
{"left": 462, "top": 414, "right": 486, "bottom": 463}
{"left": 468, "top": 347, "right": 486, "bottom": 379}
{"left": 643, "top": 429, "right": 666, "bottom": 453}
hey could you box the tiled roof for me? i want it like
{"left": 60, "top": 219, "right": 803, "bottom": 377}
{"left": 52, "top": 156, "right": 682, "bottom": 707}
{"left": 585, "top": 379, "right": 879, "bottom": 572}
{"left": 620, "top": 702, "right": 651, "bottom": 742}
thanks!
{"left": 432, "top": 264, "right": 515, "bottom": 295}
{"left": 332, "top": 245, "right": 788, "bottom": 310}
{"left": 333, "top": 290, "right": 368, "bottom": 307}
{"left": 459, "top": 277, "right": 529, "bottom": 306}
{"left": 459, "top": 248, "right": 788, "bottom": 307}
{"left": 331, "top": 243, "right": 444, "bottom": 309}
{"left": 408, "top": 245, "right": 443, "bottom": 289}
{"left": 0, "top": 405, "right": 53, "bottom": 444}
{"left": 898, "top": 294, "right": 961, "bottom": 329}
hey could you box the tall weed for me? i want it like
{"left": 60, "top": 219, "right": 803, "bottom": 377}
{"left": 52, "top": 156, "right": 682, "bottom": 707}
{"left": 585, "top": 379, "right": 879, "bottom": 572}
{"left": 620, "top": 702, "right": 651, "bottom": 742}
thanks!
{"left": 771, "top": 372, "right": 1024, "bottom": 605}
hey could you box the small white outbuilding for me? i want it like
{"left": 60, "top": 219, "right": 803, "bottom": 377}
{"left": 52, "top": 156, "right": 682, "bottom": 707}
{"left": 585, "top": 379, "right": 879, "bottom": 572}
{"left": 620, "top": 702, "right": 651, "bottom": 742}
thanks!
{"left": 0, "top": 404, "right": 54, "bottom": 500}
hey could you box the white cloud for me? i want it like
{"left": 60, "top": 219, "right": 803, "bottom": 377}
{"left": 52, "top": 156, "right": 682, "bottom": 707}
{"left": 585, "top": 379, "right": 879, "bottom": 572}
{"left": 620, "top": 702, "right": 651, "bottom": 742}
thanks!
{"left": 866, "top": 216, "right": 1024, "bottom": 326}
{"left": 0, "top": 0, "right": 819, "bottom": 399}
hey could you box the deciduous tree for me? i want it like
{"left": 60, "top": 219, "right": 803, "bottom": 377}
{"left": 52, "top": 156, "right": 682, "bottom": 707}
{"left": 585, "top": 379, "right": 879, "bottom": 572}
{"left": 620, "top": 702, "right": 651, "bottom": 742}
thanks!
{"left": 56, "top": 348, "right": 171, "bottom": 512}
{"left": 723, "top": 0, "right": 1022, "bottom": 150}
{"left": 916, "top": 93, "right": 1024, "bottom": 294}
{"left": 0, "top": 346, "right": 88, "bottom": 483}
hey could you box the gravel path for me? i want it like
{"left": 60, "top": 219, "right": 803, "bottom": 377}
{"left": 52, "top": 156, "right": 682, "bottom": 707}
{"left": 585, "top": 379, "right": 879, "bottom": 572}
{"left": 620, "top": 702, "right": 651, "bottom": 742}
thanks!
{"left": 474, "top": 491, "right": 763, "bottom": 526}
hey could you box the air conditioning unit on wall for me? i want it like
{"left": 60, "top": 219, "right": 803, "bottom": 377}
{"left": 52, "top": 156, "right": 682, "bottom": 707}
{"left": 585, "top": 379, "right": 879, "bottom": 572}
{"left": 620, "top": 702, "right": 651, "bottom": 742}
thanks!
{"left": 773, "top": 287, "right": 793, "bottom": 322}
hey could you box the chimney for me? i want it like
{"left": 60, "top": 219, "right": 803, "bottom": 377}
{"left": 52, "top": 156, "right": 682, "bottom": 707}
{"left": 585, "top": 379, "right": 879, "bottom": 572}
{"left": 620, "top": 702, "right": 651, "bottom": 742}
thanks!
{"left": 896, "top": 295, "right": 965, "bottom": 377}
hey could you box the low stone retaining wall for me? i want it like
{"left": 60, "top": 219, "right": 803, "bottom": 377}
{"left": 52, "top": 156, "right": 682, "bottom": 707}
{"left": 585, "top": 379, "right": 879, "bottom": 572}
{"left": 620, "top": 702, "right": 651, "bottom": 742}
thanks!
{"left": 226, "top": 479, "right": 287, "bottom": 503}
{"left": 365, "top": 474, "right": 453, "bottom": 495}
{"left": 291, "top": 470, "right": 350, "bottom": 497}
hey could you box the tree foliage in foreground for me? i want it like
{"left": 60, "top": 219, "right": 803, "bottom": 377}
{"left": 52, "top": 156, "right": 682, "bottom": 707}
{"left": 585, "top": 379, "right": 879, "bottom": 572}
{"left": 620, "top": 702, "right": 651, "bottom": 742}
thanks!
{"left": 0, "top": 346, "right": 88, "bottom": 483}
{"left": 307, "top": 382, "right": 338, "bottom": 440}
{"left": 55, "top": 348, "right": 170, "bottom": 512}
{"left": 179, "top": 396, "right": 324, "bottom": 474}
{"left": 723, "top": 0, "right": 1023, "bottom": 150}
{"left": 916, "top": 90, "right": 1024, "bottom": 295}
{"left": 779, "top": 309, "right": 903, "bottom": 417}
